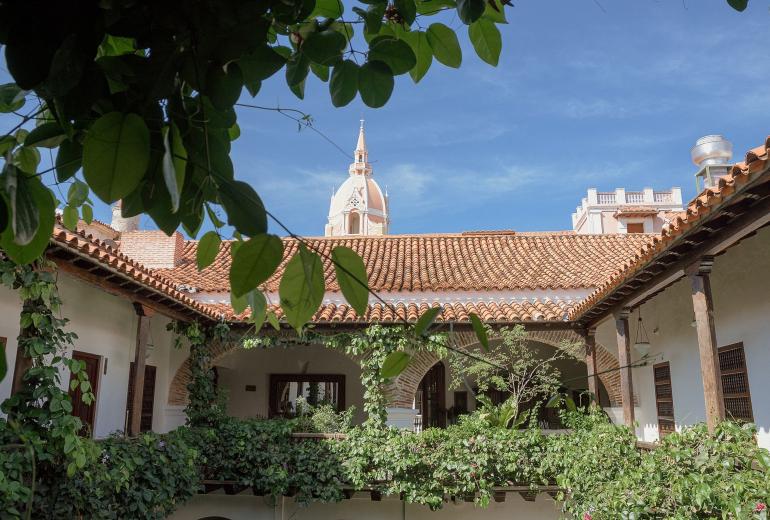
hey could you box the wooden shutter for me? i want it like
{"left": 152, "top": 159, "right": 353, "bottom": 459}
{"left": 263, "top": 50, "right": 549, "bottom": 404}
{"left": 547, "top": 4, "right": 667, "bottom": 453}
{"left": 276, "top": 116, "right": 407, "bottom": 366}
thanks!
{"left": 653, "top": 362, "right": 675, "bottom": 436}
{"left": 126, "top": 363, "right": 157, "bottom": 433}
{"left": 718, "top": 343, "right": 754, "bottom": 422}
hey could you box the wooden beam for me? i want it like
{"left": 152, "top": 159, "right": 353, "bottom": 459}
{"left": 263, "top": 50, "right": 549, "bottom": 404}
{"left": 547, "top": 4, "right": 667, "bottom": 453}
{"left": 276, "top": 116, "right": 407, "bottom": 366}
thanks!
{"left": 583, "top": 328, "right": 600, "bottom": 403}
{"left": 688, "top": 257, "right": 725, "bottom": 433}
{"left": 615, "top": 310, "right": 635, "bottom": 427}
{"left": 128, "top": 304, "right": 150, "bottom": 437}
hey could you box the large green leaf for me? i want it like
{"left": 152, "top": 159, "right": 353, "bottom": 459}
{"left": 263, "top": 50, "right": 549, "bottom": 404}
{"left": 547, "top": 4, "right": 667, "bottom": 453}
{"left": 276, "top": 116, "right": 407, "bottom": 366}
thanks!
{"left": 13, "top": 147, "right": 40, "bottom": 174}
{"left": 82, "top": 112, "right": 150, "bottom": 203}
{"left": 402, "top": 31, "right": 433, "bottom": 83}
{"left": 727, "top": 0, "right": 748, "bottom": 11}
{"left": 239, "top": 45, "right": 288, "bottom": 86}
{"left": 196, "top": 231, "right": 221, "bottom": 271}
{"left": 331, "top": 246, "right": 369, "bottom": 316}
{"left": 353, "top": 4, "right": 386, "bottom": 35}
{"left": 231, "top": 291, "right": 248, "bottom": 315}
{"left": 414, "top": 305, "right": 441, "bottom": 337}
{"left": 230, "top": 233, "right": 284, "bottom": 297}
{"left": 368, "top": 36, "right": 416, "bottom": 75}
{"left": 395, "top": 0, "right": 417, "bottom": 24}
{"left": 247, "top": 290, "right": 267, "bottom": 330}
{"left": 24, "top": 122, "right": 66, "bottom": 148}
{"left": 218, "top": 179, "right": 268, "bottom": 237}
{"left": 468, "top": 312, "right": 489, "bottom": 352}
{"left": 0, "top": 176, "right": 55, "bottom": 264}
{"left": 456, "top": 0, "right": 485, "bottom": 24}
{"left": 482, "top": 0, "right": 507, "bottom": 24}
{"left": 67, "top": 180, "right": 89, "bottom": 206}
{"left": 279, "top": 245, "right": 325, "bottom": 331}
{"left": 469, "top": 19, "right": 501, "bottom": 66}
{"left": 286, "top": 52, "right": 310, "bottom": 87}
{"left": 161, "top": 124, "right": 186, "bottom": 213}
{"left": 311, "top": 0, "right": 344, "bottom": 18}
{"left": 2, "top": 165, "right": 38, "bottom": 245}
{"left": 310, "top": 62, "right": 330, "bottom": 82}
{"left": 62, "top": 205, "right": 78, "bottom": 231}
{"left": 330, "top": 60, "right": 359, "bottom": 107}
{"left": 416, "top": 0, "right": 456, "bottom": 15}
{"left": 207, "top": 64, "right": 244, "bottom": 110}
{"left": 303, "top": 30, "right": 347, "bottom": 66}
{"left": 358, "top": 61, "right": 394, "bottom": 108}
{"left": 0, "top": 83, "right": 26, "bottom": 113}
{"left": 427, "top": 23, "right": 462, "bottom": 68}
{"left": 381, "top": 351, "right": 411, "bottom": 378}
{"left": 55, "top": 138, "right": 82, "bottom": 183}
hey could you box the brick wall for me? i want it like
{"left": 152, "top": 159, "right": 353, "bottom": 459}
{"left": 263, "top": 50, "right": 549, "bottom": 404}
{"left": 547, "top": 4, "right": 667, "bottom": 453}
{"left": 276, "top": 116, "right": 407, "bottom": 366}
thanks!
{"left": 119, "top": 230, "right": 184, "bottom": 270}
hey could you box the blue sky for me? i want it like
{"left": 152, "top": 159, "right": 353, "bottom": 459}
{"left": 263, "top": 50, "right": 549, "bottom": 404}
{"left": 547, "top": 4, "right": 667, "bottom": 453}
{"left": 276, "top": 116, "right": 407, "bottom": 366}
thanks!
{"left": 2, "top": 1, "right": 770, "bottom": 237}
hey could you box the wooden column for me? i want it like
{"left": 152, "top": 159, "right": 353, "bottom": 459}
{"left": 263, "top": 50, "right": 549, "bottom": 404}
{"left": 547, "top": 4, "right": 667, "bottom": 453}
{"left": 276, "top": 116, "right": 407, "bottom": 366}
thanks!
{"left": 688, "top": 257, "right": 725, "bottom": 433}
{"left": 129, "top": 303, "right": 152, "bottom": 436}
{"left": 584, "top": 327, "right": 600, "bottom": 403}
{"left": 615, "top": 310, "right": 635, "bottom": 427}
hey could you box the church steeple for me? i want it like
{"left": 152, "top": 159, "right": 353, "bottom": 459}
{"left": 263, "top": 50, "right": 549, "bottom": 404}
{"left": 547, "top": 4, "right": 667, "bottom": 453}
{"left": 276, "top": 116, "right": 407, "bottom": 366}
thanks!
{"left": 325, "top": 121, "right": 389, "bottom": 236}
{"left": 349, "top": 119, "right": 372, "bottom": 176}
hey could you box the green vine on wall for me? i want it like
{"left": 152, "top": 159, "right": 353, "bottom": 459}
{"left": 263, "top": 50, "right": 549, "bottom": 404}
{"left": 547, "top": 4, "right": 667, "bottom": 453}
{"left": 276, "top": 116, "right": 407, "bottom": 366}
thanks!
{"left": 168, "top": 320, "right": 230, "bottom": 427}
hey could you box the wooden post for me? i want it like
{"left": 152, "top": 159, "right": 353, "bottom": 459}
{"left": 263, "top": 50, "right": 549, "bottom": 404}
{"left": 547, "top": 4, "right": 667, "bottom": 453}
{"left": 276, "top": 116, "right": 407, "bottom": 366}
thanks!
{"left": 129, "top": 303, "right": 152, "bottom": 436}
{"left": 688, "top": 257, "right": 725, "bottom": 433}
{"left": 615, "top": 309, "right": 635, "bottom": 427}
{"left": 584, "top": 327, "right": 600, "bottom": 404}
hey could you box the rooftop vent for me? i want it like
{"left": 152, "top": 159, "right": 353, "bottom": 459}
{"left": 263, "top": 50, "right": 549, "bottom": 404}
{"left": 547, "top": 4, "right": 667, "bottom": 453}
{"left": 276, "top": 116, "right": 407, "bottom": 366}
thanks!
{"left": 692, "top": 135, "right": 733, "bottom": 191}
{"left": 691, "top": 135, "right": 733, "bottom": 167}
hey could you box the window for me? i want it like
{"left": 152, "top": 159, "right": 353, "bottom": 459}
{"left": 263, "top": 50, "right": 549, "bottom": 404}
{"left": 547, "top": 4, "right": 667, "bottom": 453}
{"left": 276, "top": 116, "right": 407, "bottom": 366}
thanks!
{"left": 718, "top": 343, "right": 754, "bottom": 422}
{"left": 653, "top": 362, "right": 675, "bottom": 436}
{"left": 626, "top": 222, "right": 645, "bottom": 234}
{"left": 348, "top": 212, "right": 360, "bottom": 234}
{"left": 269, "top": 374, "right": 345, "bottom": 418}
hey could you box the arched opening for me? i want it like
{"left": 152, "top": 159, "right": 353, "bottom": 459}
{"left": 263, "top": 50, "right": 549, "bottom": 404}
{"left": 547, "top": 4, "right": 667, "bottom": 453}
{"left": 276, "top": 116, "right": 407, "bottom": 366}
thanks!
{"left": 348, "top": 212, "right": 361, "bottom": 234}
{"left": 414, "top": 362, "right": 446, "bottom": 428}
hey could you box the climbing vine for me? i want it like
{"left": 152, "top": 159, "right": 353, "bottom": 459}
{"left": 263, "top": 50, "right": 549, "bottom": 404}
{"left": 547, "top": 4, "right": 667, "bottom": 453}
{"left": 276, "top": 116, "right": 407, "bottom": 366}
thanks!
{"left": 168, "top": 320, "right": 230, "bottom": 427}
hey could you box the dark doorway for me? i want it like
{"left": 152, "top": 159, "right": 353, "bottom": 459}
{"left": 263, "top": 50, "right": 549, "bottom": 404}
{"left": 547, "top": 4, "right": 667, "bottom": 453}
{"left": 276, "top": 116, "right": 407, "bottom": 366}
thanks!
{"left": 126, "top": 363, "right": 157, "bottom": 433}
{"left": 416, "top": 362, "right": 446, "bottom": 428}
{"left": 68, "top": 351, "right": 100, "bottom": 437}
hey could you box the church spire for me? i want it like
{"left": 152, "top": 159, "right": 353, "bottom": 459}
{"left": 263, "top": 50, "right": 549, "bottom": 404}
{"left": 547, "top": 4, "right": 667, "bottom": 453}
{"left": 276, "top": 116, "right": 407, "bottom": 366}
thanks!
{"left": 349, "top": 119, "right": 372, "bottom": 176}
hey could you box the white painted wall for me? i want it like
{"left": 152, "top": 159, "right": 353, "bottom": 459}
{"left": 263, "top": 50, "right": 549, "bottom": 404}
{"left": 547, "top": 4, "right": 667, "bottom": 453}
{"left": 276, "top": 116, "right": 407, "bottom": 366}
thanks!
{"left": 169, "top": 493, "right": 560, "bottom": 520}
{"left": 595, "top": 225, "right": 770, "bottom": 448}
{"left": 215, "top": 345, "right": 368, "bottom": 424}
{"left": 0, "top": 271, "right": 179, "bottom": 438}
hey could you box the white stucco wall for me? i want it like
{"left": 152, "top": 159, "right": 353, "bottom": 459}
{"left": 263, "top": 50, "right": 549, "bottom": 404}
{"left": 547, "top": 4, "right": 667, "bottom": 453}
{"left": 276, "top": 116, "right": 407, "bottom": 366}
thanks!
{"left": 169, "top": 493, "right": 560, "bottom": 520}
{"left": 0, "top": 271, "right": 179, "bottom": 438}
{"left": 595, "top": 225, "right": 770, "bottom": 448}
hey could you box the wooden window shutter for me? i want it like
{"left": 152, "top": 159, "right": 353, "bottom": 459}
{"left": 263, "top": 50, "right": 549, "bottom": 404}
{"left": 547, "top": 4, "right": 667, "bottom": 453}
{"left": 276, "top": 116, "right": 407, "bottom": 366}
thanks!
{"left": 126, "top": 363, "right": 157, "bottom": 433}
{"left": 653, "top": 362, "right": 675, "bottom": 436}
{"left": 718, "top": 343, "right": 754, "bottom": 422}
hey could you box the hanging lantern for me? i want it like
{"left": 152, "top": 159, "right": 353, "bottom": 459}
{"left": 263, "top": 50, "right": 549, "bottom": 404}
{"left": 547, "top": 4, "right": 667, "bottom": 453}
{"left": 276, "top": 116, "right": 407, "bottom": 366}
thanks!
{"left": 634, "top": 309, "right": 651, "bottom": 356}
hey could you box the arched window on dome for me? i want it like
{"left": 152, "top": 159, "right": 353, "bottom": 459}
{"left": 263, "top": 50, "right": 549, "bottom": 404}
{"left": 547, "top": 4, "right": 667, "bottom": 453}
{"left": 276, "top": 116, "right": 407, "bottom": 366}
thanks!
{"left": 348, "top": 212, "right": 361, "bottom": 234}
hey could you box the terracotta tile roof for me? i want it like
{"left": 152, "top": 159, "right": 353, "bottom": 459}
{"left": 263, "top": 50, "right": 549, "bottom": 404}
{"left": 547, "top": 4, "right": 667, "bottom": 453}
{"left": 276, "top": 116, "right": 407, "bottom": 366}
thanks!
{"left": 570, "top": 136, "right": 770, "bottom": 321}
{"left": 159, "top": 233, "right": 652, "bottom": 294}
{"left": 208, "top": 299, "right": 573, "bottom": 324}
{"left": 48, "top": 222, "right": 221, "bottom": 321}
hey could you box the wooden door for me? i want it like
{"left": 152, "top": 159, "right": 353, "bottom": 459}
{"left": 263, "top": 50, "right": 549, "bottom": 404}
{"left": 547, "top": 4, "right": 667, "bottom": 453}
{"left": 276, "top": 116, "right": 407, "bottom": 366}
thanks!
{"left": 68, "top": 351, "right": 100, "bottom": 437}
{"left": 126, "top": 363, "right": 157, "bottom": 433}
{"left": 420, "top": 362, "right": 446, "bottom": 428}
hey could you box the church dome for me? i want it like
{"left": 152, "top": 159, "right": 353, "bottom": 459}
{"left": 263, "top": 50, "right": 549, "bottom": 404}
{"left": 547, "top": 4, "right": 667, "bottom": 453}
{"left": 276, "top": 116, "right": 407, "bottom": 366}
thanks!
{"left": 325, "top": 121, "right": 389, "bottom": 236}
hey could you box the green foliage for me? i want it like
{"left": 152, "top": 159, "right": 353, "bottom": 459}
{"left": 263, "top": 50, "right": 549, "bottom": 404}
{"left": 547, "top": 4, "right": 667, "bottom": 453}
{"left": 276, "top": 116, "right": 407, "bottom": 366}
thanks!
{"left": 545, "top": 411, "right": 770, "bottom": 519}
{"left": 294, "top": 397, "right": 356, "bottom": 433}
{"left": 449, "top": 325, "right": 582, "bottom": 428}
{"left": 279, "top": 245, "right": 325, "bottom": 331}
{"left": 427, "top": 23, "right": 463, "bottom": 68}
{"left": 229, "top": 234, "right": 284, "bottom": 297}
{"left": 727, "top": 0, "right": 749, "bottom": 11}
{"left": 168, "top": 321, "right": 231, "bottom": 428}
{"left": 325, "top": 324, "right": 448, "bottom": 426}
{"left": 468, "top": 19, "right": 502, "bottom": 66}
{"left": 331, "top": 246, "right": 370, "bottom": 315}
{"left": 0, "top": 427, "right": 199, "bottom": 519}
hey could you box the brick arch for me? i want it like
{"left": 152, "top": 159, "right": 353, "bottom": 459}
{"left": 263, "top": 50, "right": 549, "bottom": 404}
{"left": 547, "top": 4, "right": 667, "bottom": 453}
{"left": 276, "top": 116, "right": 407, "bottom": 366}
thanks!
{"left": 168, "top": 329, "right": 299, "bottom": 406}
{"left": 385, "top": 329, "right": 622, "bottom": 408}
